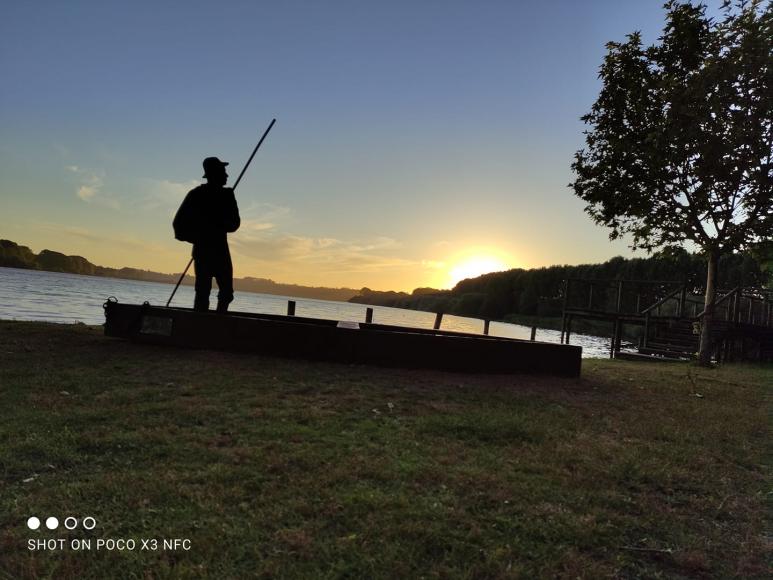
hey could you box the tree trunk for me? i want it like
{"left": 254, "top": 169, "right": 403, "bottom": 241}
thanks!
{"left": 698, "top": 250, "right": 719, "bottom": 365}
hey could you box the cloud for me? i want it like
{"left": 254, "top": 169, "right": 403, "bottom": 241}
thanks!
{"left": 35, "top": 222, "right": 170, "bottom": 255}
{"left": 421, "top": 259, "right": 446, "bottom": 270}
{"left": 231, "top": 228, "right": 415, "bottom": 274}
{"left": 234, "top": 204, "right": 294, "bottom": 235}
{"left": 348, "top": 237, "right": 402, "bottom": 252}
{"left": 138, "top": 178, "right": 201, "bottom": 211}
{"left": 66, "top": 165, "right": 119, "bottom": 209}
{"left": 240, "top": 202, "right": 292, "bottom": 222}
{"left": 77, "top": 183, "right": 100, "bottom": 201}
{"left": 240, "top": 219, "right": 276, "bottom": 233}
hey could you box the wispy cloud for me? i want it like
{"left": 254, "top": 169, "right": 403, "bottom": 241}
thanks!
{"left": 240, "top": 219, "right": 277, "bottom": 233}
{"left": 137, "top": 178, "right": 201, "bottom": 211}
{"left": 241, "top": 201, "right": 292, "bottom": 221}
{"left": 422, "top": 259, "right": 446, "bottom": 270}
{"left": 35, "top": 222, "right": 169, "bottom": 255}
{"left": 66, "top": 165, "right": 119, "bottom": 209}
{"left": 77, "top": 183, "right": 100, "bottom": 202}
{"left": 228, "top": 202, "right": 293, "bottom": 234}
{"left": 231, "top": 228, "right": 415, "bottom": 274}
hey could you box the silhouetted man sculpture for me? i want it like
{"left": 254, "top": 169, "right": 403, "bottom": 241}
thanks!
{"left": 173, "top": 157, "right": 240, "bottom": 313}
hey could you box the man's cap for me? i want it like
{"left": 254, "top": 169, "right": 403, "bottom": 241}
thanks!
{"left": 202, "top": 157, "right": 229, "bottom": 178}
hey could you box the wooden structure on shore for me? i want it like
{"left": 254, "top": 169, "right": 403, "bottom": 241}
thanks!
{"left": 560, "top": 278, "right": 773, "bottom": 362}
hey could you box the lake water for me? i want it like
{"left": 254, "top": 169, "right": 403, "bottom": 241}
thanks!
{"left": 0, "top": 267, "right": 615, "bottom": 358}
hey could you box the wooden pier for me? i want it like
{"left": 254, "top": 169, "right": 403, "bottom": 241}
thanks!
{"left": 560, "top": 278, "right": 773, "bottom": 362}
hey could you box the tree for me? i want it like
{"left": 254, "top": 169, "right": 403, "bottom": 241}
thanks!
{"left": 571, "top": 0, "right": 773, "bottom": 364}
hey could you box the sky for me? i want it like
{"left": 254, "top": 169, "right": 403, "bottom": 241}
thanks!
{"left": 0, "top": 1, "right": 726, "bottom": 291}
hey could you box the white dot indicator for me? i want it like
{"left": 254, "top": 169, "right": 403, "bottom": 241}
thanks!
{"left": 64, "top": 517, "right": 78, "bottom": 530}
{"left": 46, "top": 517, "right": 59, "bottom": 530}
{"left": 83, "top": 517, "right": 96, "bottom": 530}
{"left": 27, "top": 517, "right": 40, "bottom": 530}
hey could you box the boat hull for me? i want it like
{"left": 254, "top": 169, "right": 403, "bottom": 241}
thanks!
{"left": 103, "top": 301, "right": 582, "bottom": 377}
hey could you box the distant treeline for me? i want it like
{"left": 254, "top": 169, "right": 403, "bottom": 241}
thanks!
{"left": 0, "top": 239, "right": 359, "bottom": 302}
{"left": 350, "top": 251, "right": 771, "bottom": 322}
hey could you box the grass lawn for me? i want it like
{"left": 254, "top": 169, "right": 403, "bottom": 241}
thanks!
{"left": 0, "top": 321, "right": 769, "bottom": 579}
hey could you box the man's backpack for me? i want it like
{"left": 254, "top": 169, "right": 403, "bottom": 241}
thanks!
{"left": 173, "top": 195, "right": 196, "bottom": 243}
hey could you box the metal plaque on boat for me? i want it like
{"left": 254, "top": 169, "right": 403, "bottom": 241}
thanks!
{"left": 140, "top": 315, "right": 174, "bottom": 336}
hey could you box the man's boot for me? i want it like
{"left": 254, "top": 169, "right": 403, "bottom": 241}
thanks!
{"left": 193, "top": 295, "right": 209, "bottom": 312}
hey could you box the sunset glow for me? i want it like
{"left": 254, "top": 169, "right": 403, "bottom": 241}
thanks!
{"left": 448, "top": 255, "right": 511, "bottom": 288}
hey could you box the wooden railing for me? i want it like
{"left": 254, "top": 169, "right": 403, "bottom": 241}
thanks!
{"left": 563, "top": 278, "right": 707, "bottom": 317}
{"left": 697, "top": 287, "right": 773, "bottom": 327}
{"left": 563, "top": 278, "right": 773, "bottom": 326}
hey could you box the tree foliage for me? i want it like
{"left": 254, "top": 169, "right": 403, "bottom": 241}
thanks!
{"left": 571, "top": 0, "right": 772, "bottom": 256}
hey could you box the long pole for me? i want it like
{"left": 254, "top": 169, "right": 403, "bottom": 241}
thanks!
{"left": 166, "top": 118, "right": 276, "bottom": 307}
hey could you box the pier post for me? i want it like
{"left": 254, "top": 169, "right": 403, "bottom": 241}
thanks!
{"left": 287, "top": 300, "right": 296, "bottom": 316}
{"left": 433, "top": 312, "right": 443, "bottom": 330}
{"left": 530, "top": 326, "right": 537, "bottom": 341}
{"left": 365, "top": 308, "right": 373, "bottom": 324}
{"left": 733, "top": 291, "right": 741, "bottom": 324}
{"left": 483, "top": 320, "right": 490, "bottom": 335}
{"left": 609, "top": 318, "right": 616, "bottom": 359}
{"left": 561, "top": 279, "right": 570, "bottom": 345}
{"left": 565, "top": 316, "right": 572, "bottom": 345}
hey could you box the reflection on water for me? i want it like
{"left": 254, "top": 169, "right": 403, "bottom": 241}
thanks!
{"left": 0, "top": 267, "right": 615, "bottom": 358}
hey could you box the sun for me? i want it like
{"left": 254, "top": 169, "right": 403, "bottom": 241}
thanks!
{"left": 448, "top": 255, "right": 510, "bottom": 288}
